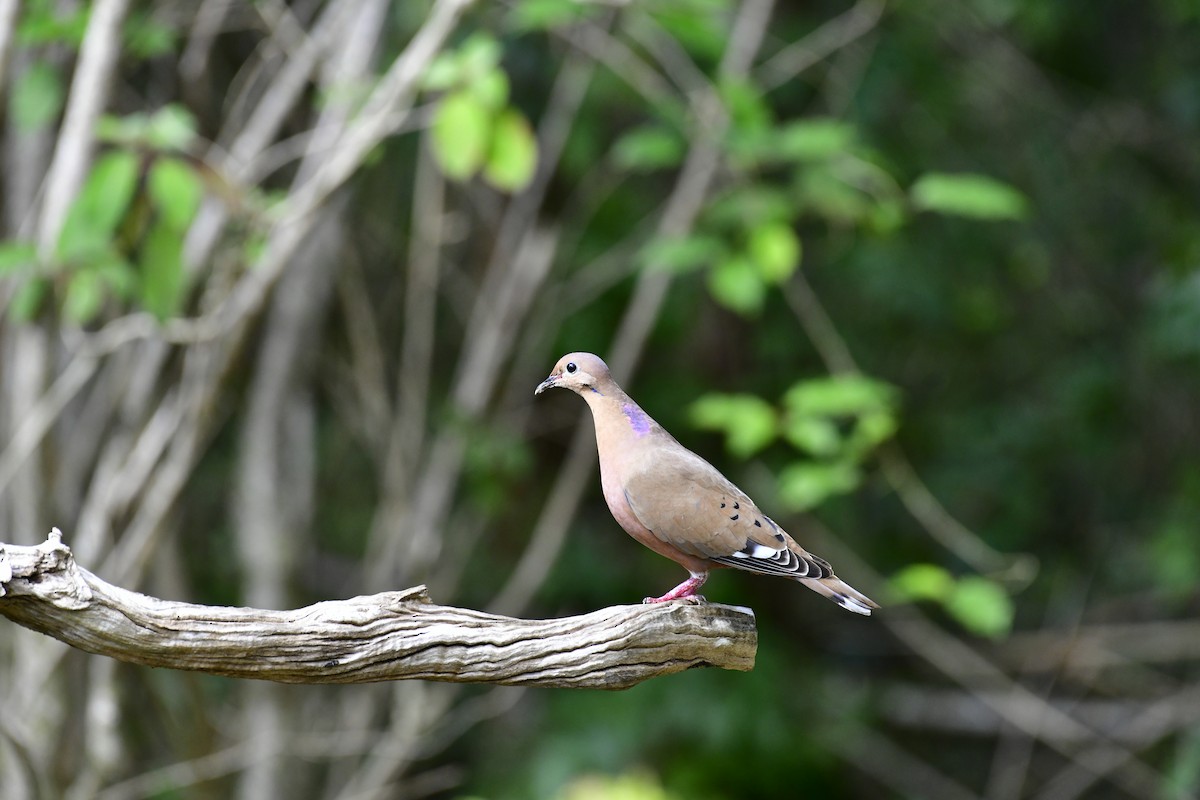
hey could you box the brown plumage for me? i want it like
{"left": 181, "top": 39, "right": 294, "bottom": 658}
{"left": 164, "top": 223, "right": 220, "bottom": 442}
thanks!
{"left": 535, "top": 352, "right": 878, "bottom": 615}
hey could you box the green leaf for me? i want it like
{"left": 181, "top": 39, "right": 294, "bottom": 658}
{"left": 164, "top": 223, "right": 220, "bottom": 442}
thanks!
{"left": 776, "top": 118, "right": 855, "bottom": 161}
{"left": 639, "top": 234, "right": 723, "bottom": 274}
{"left": 705, "top": 186, "right": 793, "bottom": 227}
{"left": 707, "top": 256, "right": 765, "bottom": 315}
{"left": 651, "top": 6, "right": 727, "bottom": 62}
{"left": 483, "top": 109, "right": 538, "bottom": 192}
{"left": 95, "top": 254, "right": 137, "bottom": 300}
{"left": 471, "top": 69, "right": 510, "bottom": 110}
{"left": 889, "top": 563, "right": 955, "bottom": 602}
{"left": 689, "top": 393, "right": 777, "bottom": 458}
{"left": 777, "top": 461, "right": 860, "bottom": 510}
{"left": 11, "top": 61, "right": 63, "bottom": 132}
{"left": 0, "top": 242, "right": 37, "bottom": 275}
{"left": 9, "top": 278, "right": 49, "bottom": 321}
{"left": 613, "top": 126, "right": 685, "bottom": 172}
{"left": 796, "top": 167, "right": 872, "bottom": 224}
{"left": 64, "top": 269, "right": 106, "bottom": 323}
{"left": 96, "top": 112, "right": 149, "bottom": 146}
{"left": 148, "top": 157, "right": 203, "bottom": 230}
{"left": 145, "top": 105, "right": 197, "bottom": 151}
{"left": 124, "top": 12, "right": 177, "bottom": 58}
{"left": 422, "top": 52, "right": 463, "bottom": 91}
{"left": 511, "top": 0, "right": 596, "bottom": 30}
{"left": 868, "top": 198, "right": 908, "bottom": 234}
{"left": 458, "top": 34, "right": 502, "bottom": 79}
{"left": 17, "top": 7, "right": 88, "bottom": 46}
{"left": 784, "top": 375, "right": 897, "bottom": 417}
{"left": 747, "top": 222, "right": 801, "bottom": 284}
{"left": 139, "top": 221, "right": 185, "bottom": 320}
{"left": 910, "top": 172, "right": 1029, "bottom": 221}
{"left": 782, "top": 415, "right": 841, "bottom": 457}
{"left": 56, "top": 150, "right": 140, "bottom": 260}
{"left": 431, "top": 90, "right": 492, "bottom": 181}
{"left": 945, "top": 576, "right": 1014, "bottom": 639}
{"left": 849, "top": 409, "right": 898, "bottom": 453}
{"left": 718, "top": 77, "right": 771, "bottom": 134}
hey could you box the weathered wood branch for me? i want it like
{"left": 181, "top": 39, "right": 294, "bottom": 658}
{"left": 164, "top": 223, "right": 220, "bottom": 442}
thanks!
{"left": 0, "top": 531, "right": 756, "bottom": 690}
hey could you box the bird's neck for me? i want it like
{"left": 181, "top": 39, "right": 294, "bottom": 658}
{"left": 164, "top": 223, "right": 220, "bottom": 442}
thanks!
{"left": 581, "top": 386, "right": 660, "bottom": 453}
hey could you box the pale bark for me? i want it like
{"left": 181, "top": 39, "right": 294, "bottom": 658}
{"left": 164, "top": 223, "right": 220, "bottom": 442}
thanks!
{"left": 0, "top": 531, "right": 757, "bottom": 691}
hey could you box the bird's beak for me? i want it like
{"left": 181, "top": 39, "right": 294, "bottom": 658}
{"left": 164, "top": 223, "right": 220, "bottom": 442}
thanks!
{"left": 534, "top": 374, "right": 558, "bottom": 396}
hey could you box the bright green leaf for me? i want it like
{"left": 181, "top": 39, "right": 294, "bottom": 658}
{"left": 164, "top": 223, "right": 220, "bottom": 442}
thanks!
{"left": 471, "top": 69, "right": 510, "bottom": 110}
{"left": 56, "top": 151, "right": 140, "bottom": 260}
{"left": 64, "top": 269, "right": 105, "bottom": 323}
{"left": 718, "top": 77, "right": 771, "bottom": 134}
{"left": 776, "top": 118, "right": 855, "bottom": 161}
{"left": 145, "top": 105, "right": 197, "bottom": 151}
{"left": 148, "top": 157, "right": 203, "bottom": 230}
{"left": 511, "top": 0, "right": 597, "bottom": 30}
{"left": 889, "top": 563, "right": 955, "bottom": 602}
{"left": 431, "top": 90, "right": 492, "bottom": 181}
{"left": 690, "top": 393, "right": 778, "bottom": 458}
{"left": 777, "top": 461, "right": 860, "bottom": 510}
{"left": 96, "top": 112, "right": 148, "bottom": 146}
{"left": 850, "top": 410, "right": 898, "bottom": 452}
{"left": 946, "top": 576, "right": 1014, "bottom": 639}
{"left": 422, "top": 52, "right": 462, "bottom": 90}
{"left": 707, "top": 256, "right": 765, "bottom": 315}
{"left": 639, "top": 234, "right": 723, "bottom": 274}
{"left": 9, "top": 278, "right": 48, "bottom": 321}
{"left": 0, "top": 242, "right": 37, "bottom": 275}
{"left": 11, "top": 61, "right": 63, "bottom": 132}
{"left": 17, "top": 7, "right": 88, "bottom": 46}
{"left": 458, "top": 34, "right": 502, "bottom": 79}
{"left": 784, "top": 375, "right": 897, "bottom": 417}
{"left": 483, "top": 109, "right": 538, "bottom": 192}
{"left": 139, "top": 221, "right": 185, "bottom": 320}
{"left": 613, "top": 126, "right": 685, "bottom": 172}
{"left": 747, "top": 222, "right": 801, "bottom": 284}
{"left": 910, "top": 172, "right": 1029, "bottom": 221}
{"left": 782, "top": 415, "right": 841, "bottom": 457}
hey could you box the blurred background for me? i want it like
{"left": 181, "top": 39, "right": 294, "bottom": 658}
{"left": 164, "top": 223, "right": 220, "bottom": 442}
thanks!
{"left": 1, "top": 0, "right": 1198, "bottom": 798}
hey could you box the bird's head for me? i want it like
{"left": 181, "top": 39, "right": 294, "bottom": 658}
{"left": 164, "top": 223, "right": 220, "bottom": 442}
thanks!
{"left": 535, "top": 352, "right": 612, "bottom": 397}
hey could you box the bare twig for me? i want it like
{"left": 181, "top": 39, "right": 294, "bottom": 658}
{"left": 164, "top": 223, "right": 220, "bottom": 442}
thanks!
{"left": 756, "top": 0, "right": 887, "bottom": 90}
{"left": 35, "top": 0, "right": 131, "bottom": 256}
{"left": 781, "top": 273, "right": 1036, "bottom": 582}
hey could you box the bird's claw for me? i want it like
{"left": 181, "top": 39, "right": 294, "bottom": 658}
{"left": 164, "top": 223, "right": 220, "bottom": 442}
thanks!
{"left": 642, "top": 594, "right": 706, "bottom": 605}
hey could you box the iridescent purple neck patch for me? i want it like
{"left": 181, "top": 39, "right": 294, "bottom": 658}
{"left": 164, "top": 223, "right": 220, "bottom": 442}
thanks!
{"left": 623, "top": 402, "right": 651, "bottom": 436}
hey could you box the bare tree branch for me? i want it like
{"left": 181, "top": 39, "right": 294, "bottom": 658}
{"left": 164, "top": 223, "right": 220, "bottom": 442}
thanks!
{"left": 0, "top": 531, "right": 757, "bottom": 691}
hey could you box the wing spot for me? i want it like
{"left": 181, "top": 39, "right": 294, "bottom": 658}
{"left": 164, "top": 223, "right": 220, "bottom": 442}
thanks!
{"left": 733, "top": 502, "right": 740, "bottom": 509}
{"left": 753, "top": 519, "right": 762, "bottom": 528}
{"left": 729, "top": 513, "right": 739, "bottom": 521}
{"left": 719, "top": 502, "right": 726, "bottom": 509}
{"left": 774, "top": 533, "right": 785, "bottom": 542}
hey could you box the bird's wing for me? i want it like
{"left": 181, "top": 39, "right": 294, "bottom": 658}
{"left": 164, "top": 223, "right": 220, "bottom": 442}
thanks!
{"left": 620, "top": 446, "right": 834, "bottom": 581}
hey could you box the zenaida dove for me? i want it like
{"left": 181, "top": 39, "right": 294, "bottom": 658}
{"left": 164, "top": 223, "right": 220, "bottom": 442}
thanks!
{"left": 535, "top": 352, "right": 878, "bottom": 615}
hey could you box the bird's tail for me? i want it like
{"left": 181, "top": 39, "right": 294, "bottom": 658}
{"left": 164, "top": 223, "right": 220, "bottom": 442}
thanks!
{"left": 801, "top": 576, "right": 879, "bottom": 616}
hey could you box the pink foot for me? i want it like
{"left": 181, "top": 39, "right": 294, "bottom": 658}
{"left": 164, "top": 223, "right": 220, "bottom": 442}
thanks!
{"left": 643, "top": 572, "right": 708, "bottom": 604}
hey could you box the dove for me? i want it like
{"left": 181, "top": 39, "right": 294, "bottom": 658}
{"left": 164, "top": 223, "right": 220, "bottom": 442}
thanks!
{"left": 535, "top": 352, "right": 878, "bottom": 615}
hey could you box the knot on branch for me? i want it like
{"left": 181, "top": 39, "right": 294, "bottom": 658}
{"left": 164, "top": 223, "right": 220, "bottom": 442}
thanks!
{"left": 0, "top": 528, "right": 93, "bottom": 609}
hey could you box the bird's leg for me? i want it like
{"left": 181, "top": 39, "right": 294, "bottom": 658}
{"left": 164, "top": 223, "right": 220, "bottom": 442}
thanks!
{"left": 643, "top": 571, "right": 708, "bottom": 604}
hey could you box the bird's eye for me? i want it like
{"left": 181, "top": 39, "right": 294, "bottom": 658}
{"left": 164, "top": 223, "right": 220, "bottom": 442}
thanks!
{"left": 566, "top": 362, "right": 577, "bottom": 374}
